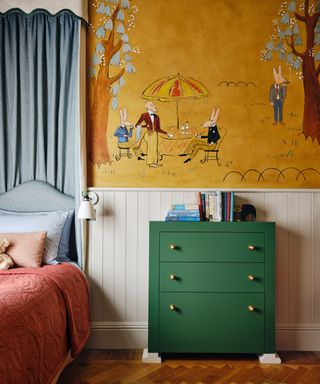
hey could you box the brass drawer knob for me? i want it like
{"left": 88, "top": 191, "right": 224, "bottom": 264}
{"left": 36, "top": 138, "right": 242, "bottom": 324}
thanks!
{"left": 248, "top": 245, "right": 255, "bottom": 251}
{"left": 170, "top": 274, "right": 177, "bottom": 280}
{"left": 248, "top": 305, "right": 255, "bottom": 312}
{"left": 170, "top": 244, "right": 176, "bottom": 250}
{"left": 248, "top": 274, "right": 255, "bottom": 281}
{"left": 169, "top": 304, "right": 176, "bottom": 311}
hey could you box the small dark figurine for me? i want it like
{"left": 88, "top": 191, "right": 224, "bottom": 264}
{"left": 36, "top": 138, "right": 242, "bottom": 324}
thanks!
{"left": 240, "top": 204, "right": 256, "bottom": 221}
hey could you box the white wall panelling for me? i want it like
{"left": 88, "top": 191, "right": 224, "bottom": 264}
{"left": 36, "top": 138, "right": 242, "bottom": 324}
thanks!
{"left": 86, "top": 189, "right": 320, "bottom": 351}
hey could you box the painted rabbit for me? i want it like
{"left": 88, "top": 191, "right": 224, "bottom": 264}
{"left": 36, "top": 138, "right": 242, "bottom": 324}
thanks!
{"left": 195, "top": 107, "right": 221, "bottom": 144}
{"left": 202, "top": 107, "right": 221, "bottom": 129}
{"left": 181, "top": 107, "right": 221, "bottom": 163}
{"left": 114, "top": 107, "right": 133, "bottom": 144}
{"left": 269, "top": 65, "right": 288, "bottom": 125}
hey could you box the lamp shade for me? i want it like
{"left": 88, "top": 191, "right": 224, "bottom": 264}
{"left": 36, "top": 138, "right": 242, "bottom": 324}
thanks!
{"left": 78, "top": 199, "right": 96, "bottom": 220}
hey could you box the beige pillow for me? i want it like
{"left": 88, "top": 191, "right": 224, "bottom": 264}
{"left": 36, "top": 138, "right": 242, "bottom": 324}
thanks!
{"left": 0, "top": 232, "right": 47, "bottom": 268}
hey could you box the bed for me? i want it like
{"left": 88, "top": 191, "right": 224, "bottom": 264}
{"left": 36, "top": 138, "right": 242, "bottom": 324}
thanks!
{"left": 0, "top": 181, "right": 90, "bottom": 384}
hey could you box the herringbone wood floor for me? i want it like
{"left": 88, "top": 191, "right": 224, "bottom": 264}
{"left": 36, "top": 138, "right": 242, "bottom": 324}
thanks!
{"left": 58, "top": 350, "right": 320, "bottom": 384}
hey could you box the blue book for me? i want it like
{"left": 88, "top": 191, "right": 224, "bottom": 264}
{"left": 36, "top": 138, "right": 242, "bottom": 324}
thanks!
{"left": 230, "top": 192, "right": 234, "bottom": 222}
{"left": 167, "top": 209, "right": 200, "bottom": 217}
{"left": 165, "top": 216, "right": 201, "bottom": 222}
{"left": 171, "top": 204, "right": 199, "bottom": 210}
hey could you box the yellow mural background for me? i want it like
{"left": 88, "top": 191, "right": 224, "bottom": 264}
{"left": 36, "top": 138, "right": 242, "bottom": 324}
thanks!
{"left": 88, "top": 0, "right": 320, "bottom": 188}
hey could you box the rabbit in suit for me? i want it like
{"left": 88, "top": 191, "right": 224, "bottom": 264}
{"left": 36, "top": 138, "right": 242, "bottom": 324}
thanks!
{"left": 269, "top": 65, "right": 288, "bottom": 125}
{"left": 181, "top": 108, "right": 221, "bottom": 163}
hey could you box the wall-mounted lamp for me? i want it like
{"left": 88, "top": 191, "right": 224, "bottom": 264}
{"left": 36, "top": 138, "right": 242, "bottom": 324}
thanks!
{"left": 78, "top": 191, "right": 99, "bottom": 221}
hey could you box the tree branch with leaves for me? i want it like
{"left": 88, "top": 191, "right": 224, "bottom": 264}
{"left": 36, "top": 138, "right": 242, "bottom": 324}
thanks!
{"left": 261, "top": 0, "right": 320, "bottom": 143}
{"left": 88, "top": 0, "right": 139, "bottom": 166}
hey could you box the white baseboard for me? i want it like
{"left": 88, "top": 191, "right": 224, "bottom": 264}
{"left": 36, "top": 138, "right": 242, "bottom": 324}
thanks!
{"left": 85, "top": 322, "right": 320, "bottom": 351}
{"left": 85, "top": 322, "right": 148, "bottom": 349}
{"left": 276, "top": 324, "right": 320, "bottom": 351}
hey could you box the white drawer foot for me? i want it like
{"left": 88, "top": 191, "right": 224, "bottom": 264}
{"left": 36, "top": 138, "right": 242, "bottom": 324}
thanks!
{"left": 259, "top": 353, "right": 281, "bottom": 364}
{"left": 142, "top": 349, "right": 162, "bottom": 363}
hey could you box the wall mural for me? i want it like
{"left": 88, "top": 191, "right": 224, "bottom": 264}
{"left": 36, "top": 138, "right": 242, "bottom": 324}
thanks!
{"left": 88, "top": 0, "right": 320, "bottom": 188}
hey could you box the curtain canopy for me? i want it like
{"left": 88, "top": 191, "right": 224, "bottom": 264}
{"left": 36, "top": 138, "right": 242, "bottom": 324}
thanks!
{"left": 0, "top": 8, "right": 87, "bottom": 268}
{"left": 0, "top": 10, "right": 80, "bottom": 196}
{"left": 0, "top": 0, "right": 88, "bottom": 22}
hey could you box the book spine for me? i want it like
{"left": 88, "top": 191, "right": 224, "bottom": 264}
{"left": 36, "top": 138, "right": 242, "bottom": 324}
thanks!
{"left": 215, "top": 191, "right": 222, "bottom": 222}
{"left": 165, "top": 216, "right": 201, "bottom": 222}
{"left": 208, "top": 193, "right": 214, "bottom": 221}
{"left": 205, "top": 193, "right": 210, "bottom": 221}
{"left": 198, "top": 192, "right": 204, "bottom": 221}
{"left": 212, "top": 192, "right": 219, "bottom": 221}
{"left": 167, "top": 209, "right": 200, "bottom": 217}
{"left": 201, "top": 193, "right": 206, "bottom": 221}
{"left": 226, "top": 192, "right": 231, "bottom": 221}
{"left": 171, "top": 204, "right": 199, "bottom": 210}
{"left": 223, "top": 192, "right": 227, "bottom": 221}
{"left": 230, "top": 192, "right": 234, "bottom": 222}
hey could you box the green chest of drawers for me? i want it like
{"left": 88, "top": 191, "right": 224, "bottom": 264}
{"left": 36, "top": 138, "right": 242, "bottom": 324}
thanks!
{"left": 148, "top": 221, "right": 276, "bottom": 356}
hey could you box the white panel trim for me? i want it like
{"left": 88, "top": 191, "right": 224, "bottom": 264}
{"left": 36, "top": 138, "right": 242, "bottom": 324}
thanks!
{"left": 86, "top": 322, "right": 148, "bottom": 349}
{"left": 89, "top": 187, "right": 320, "bottom": 192}
{"left": 91, "top": 321, "right": 148, "bottom": 329}
{"left": 277, "top": 326, "right": 320, "bottom": 351}
{"left": 277, "top": 323, "right": 320, "bottom": 330}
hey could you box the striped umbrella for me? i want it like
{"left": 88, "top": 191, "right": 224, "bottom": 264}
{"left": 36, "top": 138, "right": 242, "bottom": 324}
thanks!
{"left": 141, "top": 73, "right": 210, "bottom": 129}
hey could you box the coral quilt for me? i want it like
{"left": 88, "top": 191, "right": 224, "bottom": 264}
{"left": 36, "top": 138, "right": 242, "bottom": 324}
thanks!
{"left": 0, "top": 263, "right": 90, "bottom": 384}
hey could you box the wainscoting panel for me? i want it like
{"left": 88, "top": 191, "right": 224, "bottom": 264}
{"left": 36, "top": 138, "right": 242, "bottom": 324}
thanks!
{"left": 86, "top": 189, "right": 320, "bottom": 351}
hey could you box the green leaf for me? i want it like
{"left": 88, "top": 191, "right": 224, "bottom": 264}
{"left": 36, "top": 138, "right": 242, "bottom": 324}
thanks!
{"left": 293, "top": 23, "right": 299, "bottom": 35}
{"left": 285, "top": 27, "right": 292, "bottom": 36}
{"left": 288, "top": 1, "right": 296, "bottom": 12}
{"left": 96, "top": 26, "right": 106, "bottom": 38}
{"left": 266, "top": 41, "right": 274, "bottom": 50}
{"left": 96, "top": 2, "right": 105, "bottom": 14}
{"left": 92, "top": 54, "right": 101, "bottom": 65}
{"left": 112, "top": 83, "right": 119, "bottom": 96}
{"left": 110, "top": 51, "right": 121, "bottom": 66}
{"left": 294, "top": 35, "right": 303, "bottom": 45}
{"left": 287, "top": 52, "right": 294, "bottom": 64}
{"left": 281, "top": 13, "right": 290, "bottom": 25}
{"left": 111, "top": 97, "right": 119, "bottom": 110}
{"left": 293, "top": 58, "right": 301, "bottom": 70}
{"left": 96, "top": 42, "right": 105, "bottom": 54}
{"left": 279, "top": 51, "right": 286, "bottom": 61}
{"left": 119, "top": 76, "right": 125, "bottom": 87}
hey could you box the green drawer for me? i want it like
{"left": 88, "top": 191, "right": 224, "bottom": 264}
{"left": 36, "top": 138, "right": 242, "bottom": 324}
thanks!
{"left": 160, "top": 232, "right": 264, "bottom": 262}
{"left": 160, "top": 263, "right": 264, "bottom": 292}
{"left": 158, "top": 292, "right": 265, "bottom": 353}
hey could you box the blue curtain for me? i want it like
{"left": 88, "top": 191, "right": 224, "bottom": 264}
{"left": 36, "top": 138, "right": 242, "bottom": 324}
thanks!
{"left": 0, "top": 10, "right": 80, "bottom": 196}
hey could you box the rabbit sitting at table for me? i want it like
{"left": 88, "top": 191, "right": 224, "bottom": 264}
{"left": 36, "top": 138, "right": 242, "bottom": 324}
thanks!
{"left": 180, "top": 107, "right": 221, "bottom": 163}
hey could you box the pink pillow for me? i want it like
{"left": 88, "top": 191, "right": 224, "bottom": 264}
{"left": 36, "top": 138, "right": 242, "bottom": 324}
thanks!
{"left": 0, "top": 232, "right": 47, "bottom": 268}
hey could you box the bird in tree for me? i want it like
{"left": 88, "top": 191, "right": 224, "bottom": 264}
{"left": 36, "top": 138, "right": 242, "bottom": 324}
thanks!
{"left": 88, "top": 0, "right": 139, "bottom": 166}
{"left": 261, "top": 0, "right": 320, "bottom": 144}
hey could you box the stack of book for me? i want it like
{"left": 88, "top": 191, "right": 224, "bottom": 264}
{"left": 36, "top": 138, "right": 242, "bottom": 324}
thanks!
{"left": 198, "top": 191, "right": 235, "bottom": 222}
{"left": 165, "top": 204, "right": 200, "bottom": 222}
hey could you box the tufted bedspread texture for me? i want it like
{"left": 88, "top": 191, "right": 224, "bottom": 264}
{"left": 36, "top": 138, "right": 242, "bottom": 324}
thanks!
{"left": 0, "top": 263, "right": 90, "bottom": 384}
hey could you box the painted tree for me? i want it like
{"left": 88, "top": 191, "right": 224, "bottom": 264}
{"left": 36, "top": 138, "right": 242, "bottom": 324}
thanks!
{"left": 88, "top": 0, "right": 139, "bottom": 165}
{"left": 261, "top": 0, "right": 320, "bottom": 143}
